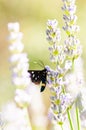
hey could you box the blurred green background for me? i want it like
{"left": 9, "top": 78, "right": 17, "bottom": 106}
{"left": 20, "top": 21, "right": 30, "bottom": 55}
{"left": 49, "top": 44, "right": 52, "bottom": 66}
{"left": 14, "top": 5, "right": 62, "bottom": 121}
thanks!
{"left": 0, "top": 0, "right": 86, "bottom": 124}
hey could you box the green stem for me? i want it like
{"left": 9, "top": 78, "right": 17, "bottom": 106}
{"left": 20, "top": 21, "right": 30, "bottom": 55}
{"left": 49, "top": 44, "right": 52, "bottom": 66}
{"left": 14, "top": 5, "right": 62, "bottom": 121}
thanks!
{"left": 61, "top": 124, "right": 64, "bottom": 130}
{"left": 24, "top": 107, "right": 32, "bottom": 129}
{"left": 67, "top": 109, "right": 74, "bottom": 130}
{"left": 75, "top": 103, "right": 81, "bottom": 130}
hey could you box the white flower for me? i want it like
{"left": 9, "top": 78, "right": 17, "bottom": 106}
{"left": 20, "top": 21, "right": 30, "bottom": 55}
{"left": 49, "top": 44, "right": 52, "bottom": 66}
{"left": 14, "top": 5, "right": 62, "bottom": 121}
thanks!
{"left": 8, "top": 22, "right": 20, "bottom": 32}
{"left": 65, "top": 57, "right": 84, "bottom": 101}
{"left": 46, "top": 19, "right": 61, "bottom": 44}
{"left": 15, "top": 89, "right": 31, "bottom": 107}
{"left": 9, "top": 41, "right": 24, "bottom": 52}
{"left": 0, "top": 112, "right": 7, "bottom": 130}
{"left": 1, "top": 102, "right": 32, "bottom": 130}
{"left": 8, "top": 22, "right": 31, "bottom": 107}
{"left": 60, "top": 93, "right": 73, "bottom": 111}
{"left": 63, "top": 14, "right": 77, "bottom": 23}
{"left": 57, "top": 51, "right": 66, "bottom": 64}
{"left": 8, "top": 32, "right": 23, "bottom": 41}
{"left": 62, "top": 0, "right": 75, "bottom": 3}
{"left": 65, "top": 60, "right": 72, "bottom": 70}
{"left": 80, "top": 109, "right": 86, "bottom": 128}
{"left": 62, "top": 4, "right": 76, "bottom": 15}
{"left": 12, "top": 75, "right": 30, "bottom": 87}
{"left": 9, "top": 53, "right": 28, "bottom": 63}
{"left": 47, "top": 19, "right": 58, "bottom": 28}
{"left": 46, "top": 0, "right": 83, "bottom": 127}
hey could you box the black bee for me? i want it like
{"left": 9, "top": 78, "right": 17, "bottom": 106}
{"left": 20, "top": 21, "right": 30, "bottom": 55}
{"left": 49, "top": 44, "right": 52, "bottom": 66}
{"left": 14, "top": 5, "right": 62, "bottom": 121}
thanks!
{"left": 28, "top": 61, "right": 48, "bottom": 92}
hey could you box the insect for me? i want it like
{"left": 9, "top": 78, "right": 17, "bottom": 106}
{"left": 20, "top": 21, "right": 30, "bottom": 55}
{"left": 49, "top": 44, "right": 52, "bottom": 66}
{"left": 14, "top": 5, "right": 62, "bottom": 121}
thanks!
{"left": 28, "top": 61, "right": 48, "bottom": 92}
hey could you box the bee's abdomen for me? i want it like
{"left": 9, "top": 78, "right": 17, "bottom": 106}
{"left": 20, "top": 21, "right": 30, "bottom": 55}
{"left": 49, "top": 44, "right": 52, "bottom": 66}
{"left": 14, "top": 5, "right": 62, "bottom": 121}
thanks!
{"left": 40, "top": 84, "right": 46, "bottom": 92}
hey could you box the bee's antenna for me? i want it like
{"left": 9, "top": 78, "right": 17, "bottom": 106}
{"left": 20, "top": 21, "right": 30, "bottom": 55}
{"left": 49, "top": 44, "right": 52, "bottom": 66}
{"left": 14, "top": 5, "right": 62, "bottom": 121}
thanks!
{"left": 38, "top": 60, "right": 45, "bottom": 68}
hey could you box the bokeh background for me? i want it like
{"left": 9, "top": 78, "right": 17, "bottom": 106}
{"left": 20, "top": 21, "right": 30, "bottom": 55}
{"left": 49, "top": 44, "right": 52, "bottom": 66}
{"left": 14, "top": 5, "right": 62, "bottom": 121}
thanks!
{"left": 0, "top": 0, "right": 86, "bottom": 129}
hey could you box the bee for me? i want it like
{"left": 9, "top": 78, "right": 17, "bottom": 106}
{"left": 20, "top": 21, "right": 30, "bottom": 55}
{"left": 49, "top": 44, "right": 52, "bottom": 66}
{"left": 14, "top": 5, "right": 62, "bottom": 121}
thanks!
{"left": 28, "top": 61, "right": 48, "bottom": 92}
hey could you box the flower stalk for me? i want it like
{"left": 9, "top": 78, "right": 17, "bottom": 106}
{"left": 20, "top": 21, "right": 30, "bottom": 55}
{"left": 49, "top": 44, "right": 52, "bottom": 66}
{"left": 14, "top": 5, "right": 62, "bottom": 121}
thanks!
{"left": 75, "top": 102, "right": 81, "bottom": 130}
{"left": 46, "top": 0, "right": 82, "bottom": 129}
{"left": 67, "top": 109, "right": 74, "bottom": 130}
{"left": 8, "top": 22, "right": 32, "bottom": 130}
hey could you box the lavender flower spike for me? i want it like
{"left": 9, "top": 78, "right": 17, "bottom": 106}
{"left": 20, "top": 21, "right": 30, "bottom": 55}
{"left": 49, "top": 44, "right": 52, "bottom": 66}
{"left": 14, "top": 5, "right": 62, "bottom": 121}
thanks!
{"left": 46, "top": 19, "right": 61, "bottom": 63}
{"left": 46, "top": 0, "right": 82, "bottom": 128}
{"left": 8, "top": 22, "right": 31, "bottom": 107}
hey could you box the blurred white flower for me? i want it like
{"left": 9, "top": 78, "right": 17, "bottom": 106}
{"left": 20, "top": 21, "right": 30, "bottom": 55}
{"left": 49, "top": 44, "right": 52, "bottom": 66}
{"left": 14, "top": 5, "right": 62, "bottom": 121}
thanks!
{"left": 8, "top": 22, "right": 31, "bottom": 106}
{"left": 47, "top": 19, "right": 58, "bottom": 28}
{"left": 8, "top": 22, "right": 20, "bottom": 32}
{"left": 0, "top": 112, "right": 7, "bottom": 130}
{"left": 65, "top": 57, "right": 85, "bottom": 99}
{"left": 80, "top": 109, "right": 86, "bottom": 128}
{"left": 8, "top": 22, "right": 32, "bottom": 130}
{"left": 15, "top": 89, "right": 31, "bottom": 107}
{"left": 29, "top": 86, "right": 48, "bottom": 128}
{"left": 65, "top": 60, "right": 72, "bottom": 70}
{"left": 9, "top": 41, "right": 24, "bottom": 52}
{"left": 1, "top": 102, "right": 32, "bottom": 130}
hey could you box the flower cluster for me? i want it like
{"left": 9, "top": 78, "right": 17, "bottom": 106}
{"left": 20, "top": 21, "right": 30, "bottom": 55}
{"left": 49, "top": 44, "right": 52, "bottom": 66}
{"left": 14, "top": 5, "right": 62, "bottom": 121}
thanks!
{"left": 46, "top": 0, "right": 82, "bottom": 127}
{"left": 8, "top": 22, "right": 33, "bottom": 130}
{"left": 46, "top": 19, "right": 61, "bottom": 63}
{"left": 62, "top": 0, "right": 82, "bottom": 59}
{"left": 1, "top": 102, "right": 32, "bottom": 130}
{"left": 0, "top": 112, "right": 7, "bottom": 130}
{"left": 47, "top": 66, "right": 73, "bottom": 125}
{"left": 8, "top": 22, "right": 31, "bottom": 107}
{"left": 62, "top": 0, "right": 79, "bottom": 36}
{"left": 65, "top": 57, "right": 84, "bottom": 100}
{"left": 49, "top": 87, "right": 73, "bottom": 125}
{"left": 46, "top": 19, "right": 61, "bottom": 43}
